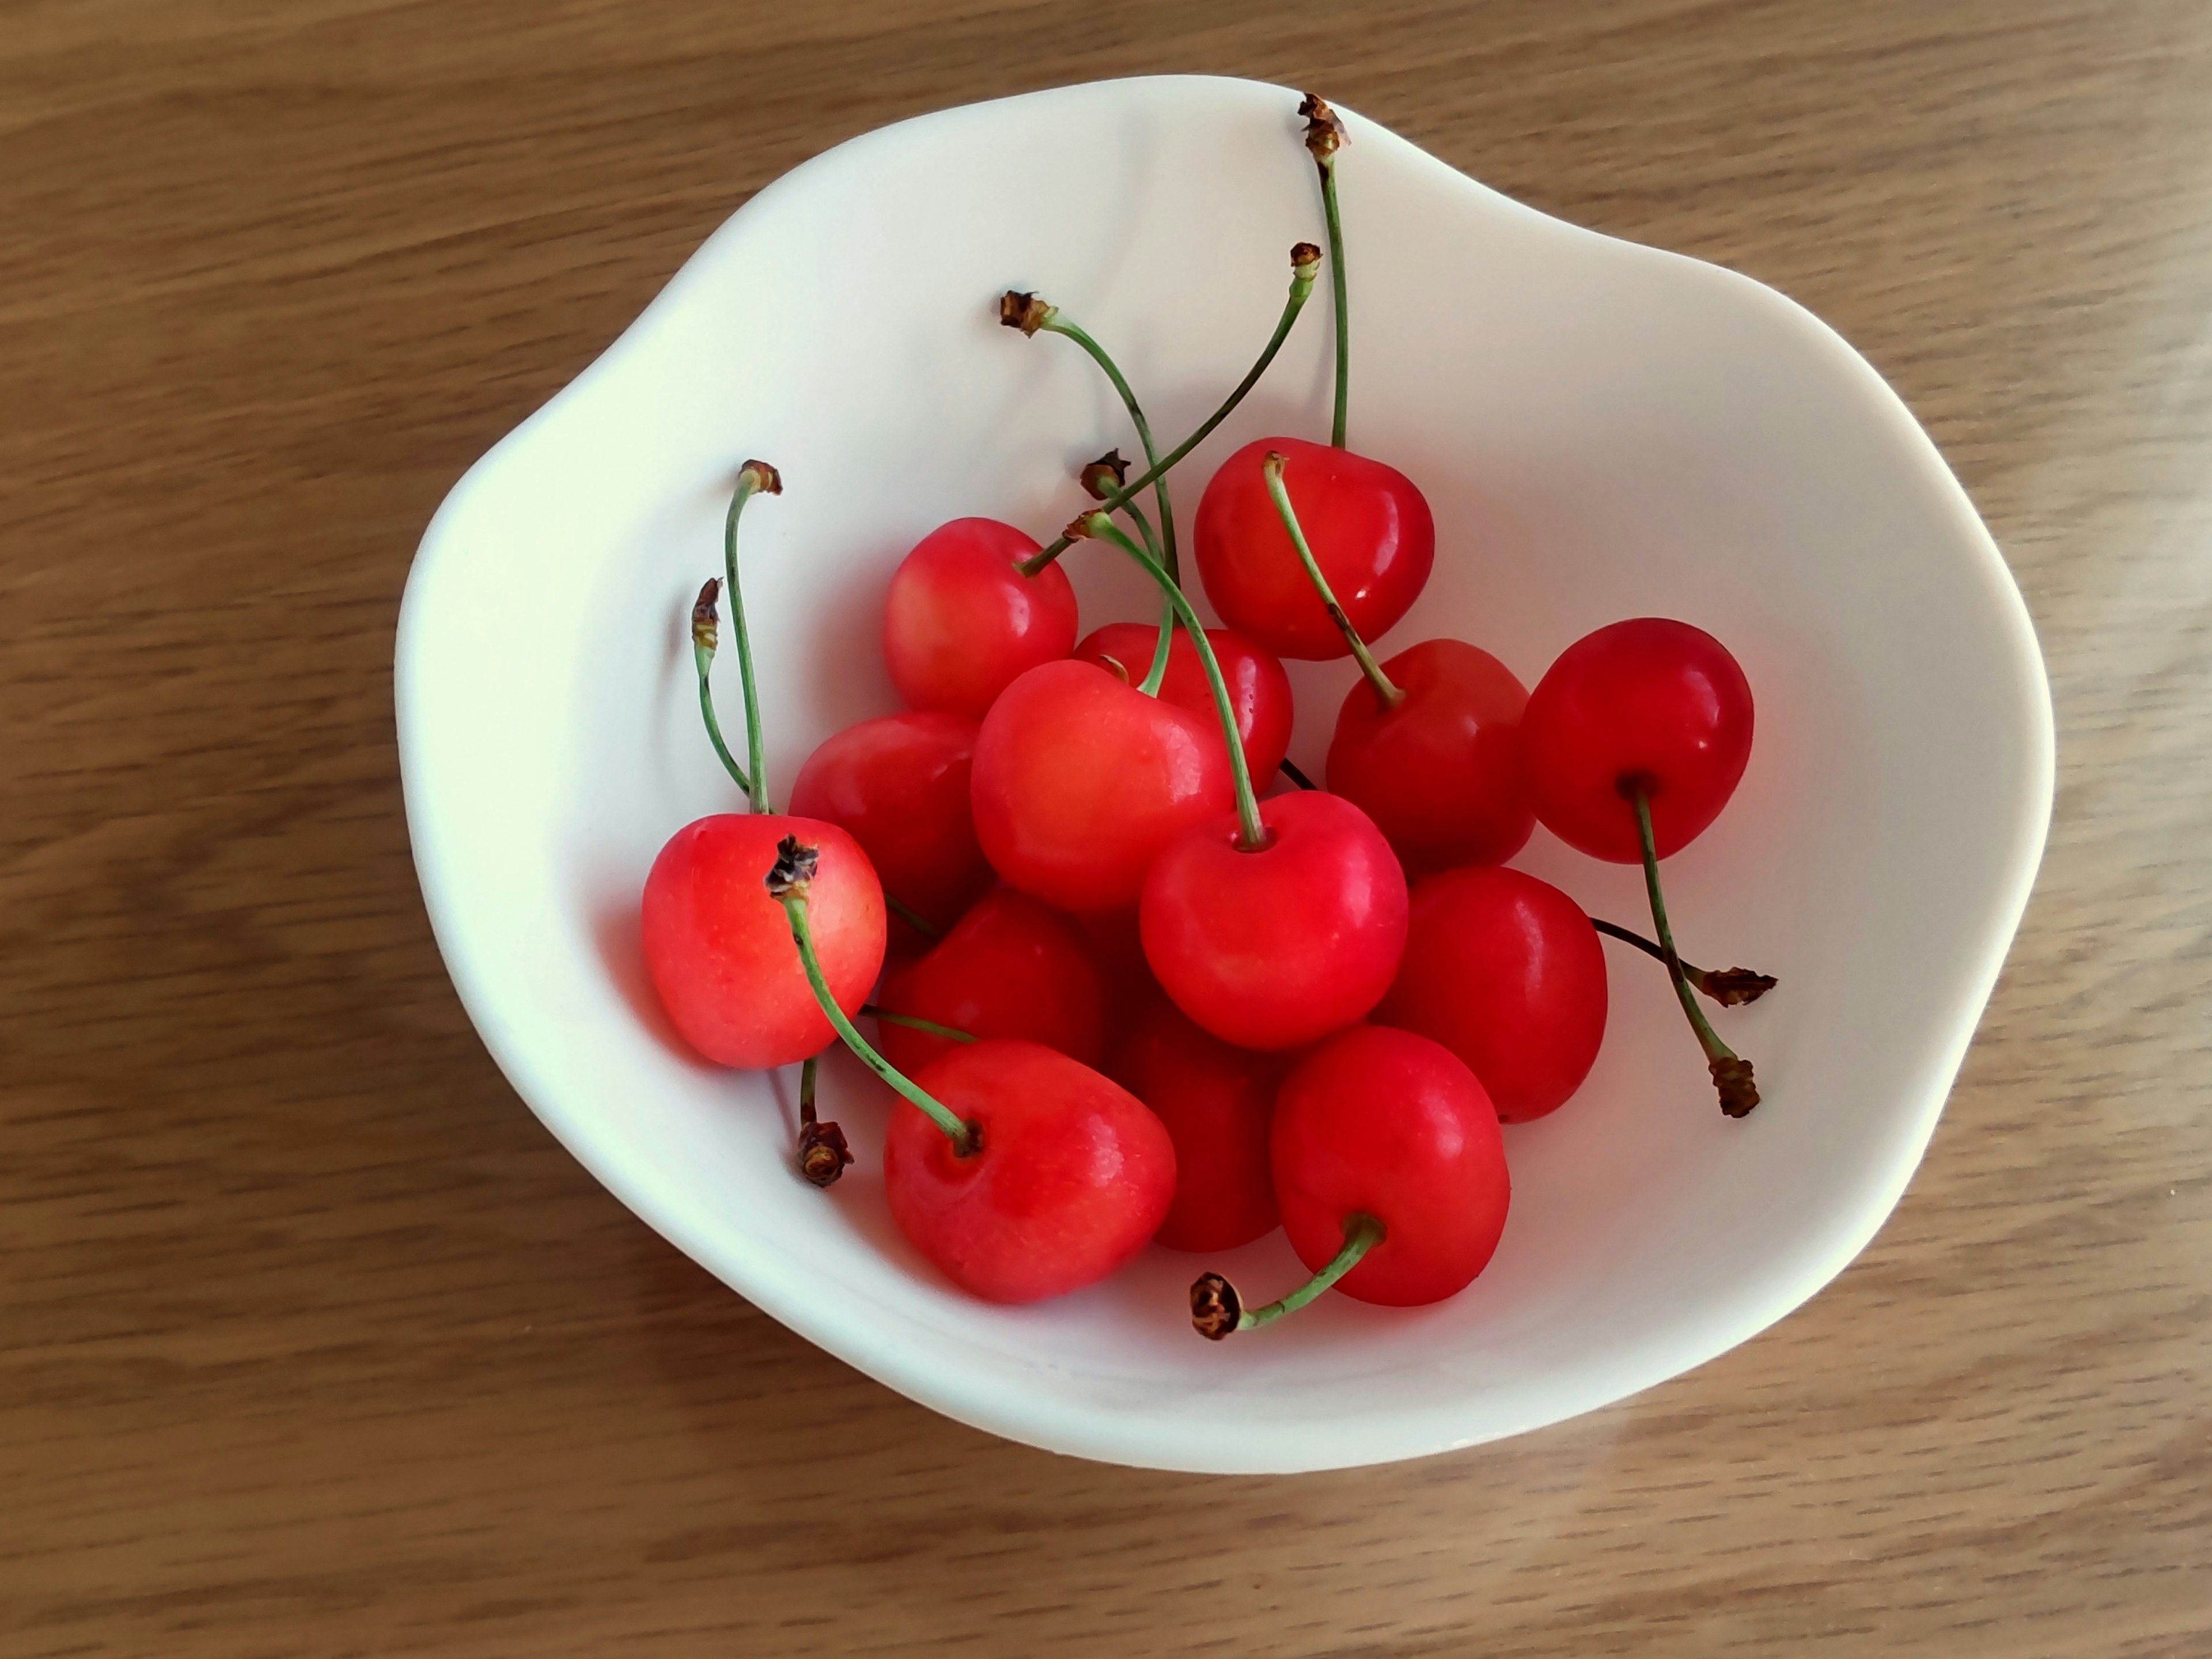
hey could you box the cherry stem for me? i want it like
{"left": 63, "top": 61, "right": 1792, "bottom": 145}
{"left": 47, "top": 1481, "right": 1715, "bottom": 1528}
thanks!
{"left": 1590, "top": 918, "right": 1776, "bottom": 1007}
{"left": 1192, "top": 1211, "right": 1384, "bottom": 1339}
{"left": 1080, "top": 514, "right": 1267, "bottom": 853}
{"left": 1630, "top": 790, "right": 1760, "bottom": 1117}
{"left": 861, "top": 1005, "right": 978, "bottom": 1044}
{"left": 1137, "top": 592, "right": 1176, "bottom": 697}
{"left": 1318, "top": 162, "right": 1348, "bottom": 446}
{"left": 1278, "top": 757, "right": 1318, "bottom": 790}
{"left": 794, "top": 1054, "right": 853, "bottom": 1187}
{"left": 1260, "top": 451, "right": 1403, "bottom": 704}
{"left": 1019, "top": 245, "right": 1321, "bottom": 577}
{"left": 882, "top": 892, "right": 941, "bottom": 942}
{"left": 1038, "top": 312, "right": 1180, "bottom": 582}
{"left": 722, "top": 461, "right": 781, "bottom": 813}
{"left": 689, "top": 578, "right": 752, "bottom": 796}
{"left": 772, "top": 862, "right": 975, "bottom": 1155}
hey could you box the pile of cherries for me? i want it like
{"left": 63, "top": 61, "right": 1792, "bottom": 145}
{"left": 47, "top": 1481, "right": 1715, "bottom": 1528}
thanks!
{"left": 640, "top": 94, "right": 1772, "bottom": 1338}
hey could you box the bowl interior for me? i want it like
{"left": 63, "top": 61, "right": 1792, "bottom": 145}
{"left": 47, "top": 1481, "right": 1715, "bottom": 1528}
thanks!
{"left": 397, "top": 75, "right": 2051, "bottom": 1472}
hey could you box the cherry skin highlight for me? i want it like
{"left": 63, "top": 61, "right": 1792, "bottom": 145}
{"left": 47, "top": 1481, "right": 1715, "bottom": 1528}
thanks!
{"left": 1139, "top": 789, "right": 1408, "bottom": 1051}
{"left": 1192, "top": 436, "right": 1434, "bottom": 661}
{"left": 788, "top": 710, "right": 991, "bottom": 949}
{"left": 884, "top": 1039, "right": 1176, "bottom": 1304}
{"left": 1375, "top": 866, "right": 1608, "bottom": 1122}
{"left": 1108, "top": 993, "right": 1287, "bottom": 1252}
{"left": 1272, "top": 1025, "right": 1510, "bottom": 1306}
{"left": 971, "top": 658, "right": 1234, "bottom": 914}
{"left": 1075, "top": 621, "right": 1295, "bottom": 783}
{"left": 1326, "top": 637, "right": 1533, "bottom": 874}
{"left": 882, "top": 518, "right": 1079, "bottom": 718}
{"left": 874, "top": 888, "right": 1108, "bottom": 1075}
{"left": 641, "top": 815, "right": 885, "bottom": 1067}
{"left": 1521, "top": 618, "right": 1754, "bottom": 862}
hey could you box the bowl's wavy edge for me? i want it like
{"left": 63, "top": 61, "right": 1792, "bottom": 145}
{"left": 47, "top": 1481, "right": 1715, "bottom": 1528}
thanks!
{"left": 395, "top": 73, "right": 2057, "bottom": 1474}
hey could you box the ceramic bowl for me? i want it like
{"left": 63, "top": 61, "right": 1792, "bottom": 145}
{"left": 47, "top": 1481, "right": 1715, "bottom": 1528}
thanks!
{"left": 396, "top": 75, "right": 2052, "bottom": 1472}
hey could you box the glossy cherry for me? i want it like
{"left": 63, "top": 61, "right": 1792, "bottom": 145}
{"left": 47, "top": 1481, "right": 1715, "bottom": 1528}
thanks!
{"left": 1521, "top": 618, "right": 1754, "bottom": 862}
{"left": 882, "top": 517, "right": 1079, "bottom": 719}
{"left": 1140, "top": 788, "right": 1407, "bottom": 1051}
{"left": 1191, "top": 1025, "right": 1509, "bottom": 1335}
{"left": 1192, "top": 437, "right": 1433, "bottom": 661}
{"left": 873, "top": 888, "right": 1108, "bottom": 1075}
{"left": 1075, "top": 621, "right": 1295, "bottom": 783}
{"left": 789, "top": 710, "right": 991, "bottom": 949}
{"left": 642, "top": 815, "right": 885, "bottom": 1067}
{"left": 1375, "top": 866, "right": 1608, "bottom": 1122}
{"left": 1326, "top": 637, "right": 1533, "bottom": 874}
{"left": 1109, "top": 993, "right": 1287, "bottom": 1252}
{"left": 886, "top": 1039, "right": 1176, "bottom": 1304}
{"left": 971, "top": 658, "right": 1233, "bottom": 914}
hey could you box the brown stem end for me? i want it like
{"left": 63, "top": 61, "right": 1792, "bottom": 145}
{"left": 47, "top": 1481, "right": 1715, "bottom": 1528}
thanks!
{"left": 998, "top": 290, "right": 1055, "bottom": 336}
{"left": 691, "top": 578, "right": 720, "bottom": 652}
{"left": 1711, "top": 1056, "right": 1760, "bottom": 1119}
{"left": 764, "top": 834, "right": 818, "bottom": 898}
{"left": 738, "top": 459, "right": 782, "bottom": 495}
{"left": 1080, "top": 448, "right": 1132, "bottom": 501}
{"left": 798, "top": 1116, "right": 854, "bottom": 1187}
{"left": 1298, "top": 92, "right": 1345, "bottom": 166}
{"left": 1191, "top": 1273, "right": 1243, "bottom": 1340}
{"left": 1290, "top": 241, "right": 1322, "bottom": 281}
{"left": 1699, "top": 967, "right": 1778, "bottom": 1007}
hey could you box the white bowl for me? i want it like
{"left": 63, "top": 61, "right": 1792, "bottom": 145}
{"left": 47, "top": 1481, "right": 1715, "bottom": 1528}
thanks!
{"left": 397, "top": 75, "right": 2052, "bottom": 1473}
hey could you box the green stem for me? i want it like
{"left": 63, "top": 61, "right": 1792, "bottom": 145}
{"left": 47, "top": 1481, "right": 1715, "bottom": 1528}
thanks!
{"left": 1630, "top": 790, "right": 1759, "bottom": 1117}
{"left": 1044, "top": 316, "right": 1178, "bottom": 582}
{"left": 798, "top": 1053, "right": 817, "bottom": 1124}
{"left": 1021, "top": 248, "right": 1321, "bottom": 577}
{"left": 1260, "top": 452, "right": 1402, "bottom": 704}
{"left": 1590, "top": 917, "right": 1773, "bottom": 1005}
{"left": 861, "top": 1005, "right": 978, "bottom": 1045}
{"left": 722, "top": 462, "right": 780, "bottom": 813}
{"left": 1137, "top": 592, "right": 1176, "bottom": 696}
{"left": 1195, "top": 1212, "right": 1384, "bottom": 1338}
{"left": 689, "top": 580, "right": 751, "bottom": 795}
{"left": 1083, "top": 516, "right": 1266, "bottom": 851}
{"left": 1320, "top": 156, "right": 1348, "bottom": 448}
{"left": 883, "top": 892, "right": 941, "bottom": 942}
{"left": 778, "top": 889, "right": 975, "bottom": 1154}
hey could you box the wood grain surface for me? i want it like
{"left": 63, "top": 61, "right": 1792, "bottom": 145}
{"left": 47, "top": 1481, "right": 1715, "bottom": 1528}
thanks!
{"left": 5, "top": 2, "right": 2209, "bottom": 1654}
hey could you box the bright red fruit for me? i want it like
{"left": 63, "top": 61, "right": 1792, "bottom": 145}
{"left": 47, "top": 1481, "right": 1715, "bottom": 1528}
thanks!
{"left": 885, "top": 1039, "right": 1176, "bottom": 1304}
{"left": 874, "top": 889, "right": 1107, "bottom": 1074}
{"left": 1272, "top": 1025, "right": 1510, "bottom": 1306}
{"left": 1192, "top": 436, "right": 1434, "bottom": 661}
{"left": 1109, "top": 994, "right": 1287, "bottom": 1252}
{"left": 1375, "top": 866, "right": 1608, "bottom": 1122}
{"left": 971, "top": 658, "right": 1234, "bottom": 914}
{"left": 882, "top": 518, "right": 1079, "bottom": 718}
{"left": 1325, "top": 638, "right": 1533, "bottom": 874}
{"left": 1075, "top": 622, "right": 1295, "bottom": 783}
{"left": 1521, "top": 618, "right": 1753, "bottom": 862}
{"left": 641, "top": 815, "right": 884, "bottom": 1067}
{"left": 788, "top": 711, "right": 990, "bottom": 949}
{"left": 1139, "top": 789, "right": 1407, "bottom": 1051}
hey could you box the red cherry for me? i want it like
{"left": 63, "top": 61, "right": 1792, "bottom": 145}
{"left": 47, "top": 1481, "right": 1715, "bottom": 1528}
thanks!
{"left": 1139, "top": 789, "right": 1407, "bottom": 1051}
{"left": 1521, "top": 618, "right": 1754, "bottom": 862}
{"left": 884, "top": 1039, "right": 1176, "bottom": 1304}
{"left": 1374, "top": 866, "right": 1608, "bottom": 1122}
{"left": 1325, "top": 638, "right": 1533, "bottom": 874}
{"left": 1074, "top": 622, "right": 1295, "bottom": 783}
{"left": 1272, "top": 1025, "right": 1509, "bottom": 1306}
{"left": 1192, "top": 437, "right": 1434, "bottom": 661}
{"left": 971, "top": 658, "right": 1233, "bottom": 913}
{"left": 873, "top": 888, "right": 1108, "bottom": 1075}
{"left": 788, "top": 711, "right": 991, "bottom": 950}
{"left": 882, "top": 518, "right": 1079, "bottom": 718}
{"left": 641, "top": 815, "right": 885, "bottom": 1066}
{"left": 1108, "top": 994, "right": 1287, "bottom": 1252}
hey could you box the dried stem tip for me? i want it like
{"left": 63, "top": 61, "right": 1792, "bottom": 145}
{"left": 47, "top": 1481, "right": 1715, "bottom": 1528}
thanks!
{"left": 1711, "top": 1056, "right": 1760, "bottom": 1118}
{"left": 1190, "top": 1273, "right": 1243, "bottom": 1340}
{"left": 1062, "top": 511, "right": 1103, "bottom": 543}
{"left": 738, "top": 459, "right": 783, "bottom": 495}
{"left": 764, "top": 834, "right": 819, "bottom": 898}
{"left": 798, "top": 1118, "right": 854, "bottom": 1187}
{"left": 1080, "top": 448, "right": 1132, "bottom": 501}
{"left": 998, "top": 290, "right": 1056, "bottom": 336}
{"left": 1700, "top": 967, "right": 1778, "bottom": 1007}
{"left": 691, "top": 578, "right": 721, "bottom": 652}
{"left": 1298, "top": 92, "right": 1345, "bottom": 164}
{"left": 1290, "top": 241, "right": 1323, "bottom": 281}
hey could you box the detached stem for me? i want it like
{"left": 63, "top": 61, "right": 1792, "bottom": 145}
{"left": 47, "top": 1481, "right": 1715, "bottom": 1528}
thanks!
{"left": 774, "top": 871, "right": 975, "bottom": 1154}
{"left": 1261, "top": 452, "right": 1402, "bottom": 704}
{"left": 1192, "top": 1211, "right": 1384, "bottom": 1338}
{"left": 722, "top": 461, "right": 782, "bottom": 813}
{"left": 1081, "top": 516, "right": 1267, "bottom": 852}
{"left": 1631, "top": 790, "right": 1760, "bottom": 1117}
{"left": 1137, "top": 592, "right": 1176, "bottom": 696}
{"left": 689, "top": 579, "right": 752, "bottom": 795}
{"left": 1300, "top": 93, "right": 1351, "bottom": 448}
{"left": 1020, "top": 246, "right": 1321, "bottom": 577}
{"left": 1041, "top": 316, "right": 1180, "bottom": 583}
{"left": 793, "top": 1054, "right": 854, "bottom": 1187}
{"left": 1590, "top": 918, "right": 1775, "bottom": 1007}
{"left": 861, "top": 1005, "right": 978, "bottom": 1044}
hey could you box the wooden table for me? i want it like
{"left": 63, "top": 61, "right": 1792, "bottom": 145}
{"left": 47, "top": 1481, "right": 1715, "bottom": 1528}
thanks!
{"left": 6, "top": 3, "right": 2208, "bottom": 1653}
